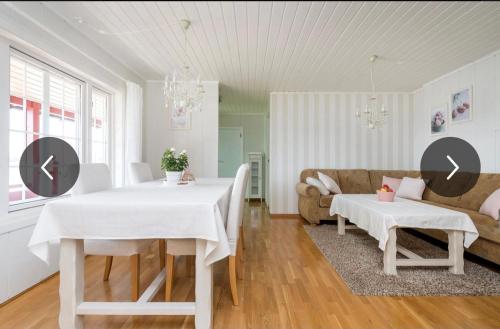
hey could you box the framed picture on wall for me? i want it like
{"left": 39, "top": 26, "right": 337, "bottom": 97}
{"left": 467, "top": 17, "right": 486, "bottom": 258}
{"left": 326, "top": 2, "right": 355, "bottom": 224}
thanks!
{"left": 450, "top": 86, "right": 473, "bottom": 124}
{"left": 169, "top": 105, "right": 191, "bottom": 130}
{"left": 430, "top": 104, "right": 448, "bottom": 136}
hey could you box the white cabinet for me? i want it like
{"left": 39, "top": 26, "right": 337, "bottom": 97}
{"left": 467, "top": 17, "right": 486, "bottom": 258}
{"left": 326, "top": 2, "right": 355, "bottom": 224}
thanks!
{"left": 248, "top": 152, "right": 263, "bottom": 201}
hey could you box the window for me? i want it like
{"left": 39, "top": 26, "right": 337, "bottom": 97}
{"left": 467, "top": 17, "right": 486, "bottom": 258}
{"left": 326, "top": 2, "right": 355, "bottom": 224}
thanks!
{"left": 8, "top": 54, "right": 94, "bottom": 208}
{"left": 91, "top": 89, "right": 110, "bottom": 163}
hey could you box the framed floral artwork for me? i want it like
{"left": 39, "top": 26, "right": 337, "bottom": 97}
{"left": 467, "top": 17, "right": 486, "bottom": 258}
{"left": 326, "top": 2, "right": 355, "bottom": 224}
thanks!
{"left": 169, "top": 105, "right": 191, "bottom": 130}
{"left": 450, "top": 86, "right": 472, "bottom": 124}
{"left": 430, "top": 104, "right": 447, "bottom": 136}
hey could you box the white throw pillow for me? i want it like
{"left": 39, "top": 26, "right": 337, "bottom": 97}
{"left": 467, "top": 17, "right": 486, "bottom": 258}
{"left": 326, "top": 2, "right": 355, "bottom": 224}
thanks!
{"left": 479, "top": 188, "right": 500, "bottom": 220}
{"left": 396, "top": 177, "right": 426, "bottom": 200}
{"left": 306, "top": 177, "right": 330, "bottom": 196}
{"left": 317, "top": 172, "right": 342, "bottom": 194}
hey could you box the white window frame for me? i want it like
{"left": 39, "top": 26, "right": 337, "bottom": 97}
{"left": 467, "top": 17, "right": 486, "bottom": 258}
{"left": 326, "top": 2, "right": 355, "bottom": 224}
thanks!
{"left": 89, "top": 86, "right": 113, "bottom": 167}
{"left": 7, "top": 49, "right": 114, "bottom": 212}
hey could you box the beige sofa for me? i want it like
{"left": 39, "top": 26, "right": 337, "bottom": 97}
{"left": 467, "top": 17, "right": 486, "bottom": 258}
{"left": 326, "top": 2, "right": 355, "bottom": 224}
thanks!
{"left": 296, "top": 169, "right": 500, "bottom": 265}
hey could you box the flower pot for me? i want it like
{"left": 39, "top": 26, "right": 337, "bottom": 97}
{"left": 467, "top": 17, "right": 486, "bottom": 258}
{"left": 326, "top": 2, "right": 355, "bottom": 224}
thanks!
{"left": 165, "top": 171, "right": 182, "bottom": 185}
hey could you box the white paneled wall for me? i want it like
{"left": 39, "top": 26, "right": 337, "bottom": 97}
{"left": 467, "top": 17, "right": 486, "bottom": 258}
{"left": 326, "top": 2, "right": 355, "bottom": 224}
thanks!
{"left": 144, "top": 81, "right": 219, "bottom": 179}
{"left": 413, "top": 50, "right": 500, "bottom": 172}
{"left": 0, "top": 222, "right": 59, "bottom": 304}
{"left": 269, "top": 92, "right": 414, "bottom": 214}
{"left": 0, "top": 234, "right": 8, "bottom": 303}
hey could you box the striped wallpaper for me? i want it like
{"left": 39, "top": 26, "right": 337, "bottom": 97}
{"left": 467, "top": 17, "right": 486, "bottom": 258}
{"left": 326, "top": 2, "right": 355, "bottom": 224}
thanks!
{"left": 269, "top": 92, "right": 414, "bottom": 214}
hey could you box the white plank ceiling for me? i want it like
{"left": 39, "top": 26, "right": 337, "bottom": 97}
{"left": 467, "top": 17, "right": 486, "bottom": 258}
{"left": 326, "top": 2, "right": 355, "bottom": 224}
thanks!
{"left": 43, "top": 1, "right": 500, "bottom": 113}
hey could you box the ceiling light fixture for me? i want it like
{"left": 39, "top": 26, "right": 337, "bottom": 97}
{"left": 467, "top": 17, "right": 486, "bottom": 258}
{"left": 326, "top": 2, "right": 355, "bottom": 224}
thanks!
{"left": 355, "top": 55, "right": 389, "bottom": 129}
{"left": 163, "top": 19, "right": 205, "bottom": 113}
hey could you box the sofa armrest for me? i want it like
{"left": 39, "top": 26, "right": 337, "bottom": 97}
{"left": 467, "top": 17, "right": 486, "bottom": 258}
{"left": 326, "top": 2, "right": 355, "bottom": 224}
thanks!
{"left": 296, "top": 182, "right": 320, "bottom": 198}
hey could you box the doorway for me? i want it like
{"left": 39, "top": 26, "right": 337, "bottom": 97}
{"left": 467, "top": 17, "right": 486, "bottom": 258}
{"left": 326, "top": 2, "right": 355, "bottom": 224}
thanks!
{"left": 218, "top": 127, "right": 243, "bottom": 177}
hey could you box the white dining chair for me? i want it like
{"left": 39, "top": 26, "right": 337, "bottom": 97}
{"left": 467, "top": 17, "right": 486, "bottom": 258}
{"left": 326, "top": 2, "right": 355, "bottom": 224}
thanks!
{"left": 73, "top": 163, "right": 154, "bottom": 301}
{"left": 128, "top": 162, "right": 166, "bottom": 269}
{"left": 164, "top": 163, "right": 250, "bottom": 305}
{"left": 129, "top": 162, "right": 154, "bottom": 185}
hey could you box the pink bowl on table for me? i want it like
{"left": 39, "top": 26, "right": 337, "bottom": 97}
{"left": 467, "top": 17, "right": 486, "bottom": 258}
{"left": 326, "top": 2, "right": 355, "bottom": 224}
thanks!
{"left": 377, "top": 190, "right": 396, "bottom": 202}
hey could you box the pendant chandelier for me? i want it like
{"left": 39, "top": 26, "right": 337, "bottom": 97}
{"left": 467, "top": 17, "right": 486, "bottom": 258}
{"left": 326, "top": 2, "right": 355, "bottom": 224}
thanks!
{"left": 355, "top": 55, "right": 389, "bottom": 129}
{"left": 164, "top": 19, "right": 205, "bottom": 112}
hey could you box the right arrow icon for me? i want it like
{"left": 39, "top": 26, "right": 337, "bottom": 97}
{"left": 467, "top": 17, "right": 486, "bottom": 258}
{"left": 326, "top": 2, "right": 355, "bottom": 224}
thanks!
{"left": 446, "top": 155, "right": 459, "bottom": 180}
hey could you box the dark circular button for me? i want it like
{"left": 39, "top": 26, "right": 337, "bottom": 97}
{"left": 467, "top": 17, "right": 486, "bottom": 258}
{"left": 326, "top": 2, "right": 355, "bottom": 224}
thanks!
{"left": 420, "top": 137, "right": 480, "bottom": 197}
{"left": 19, "top": 137, "right": 80, "bottom": 198}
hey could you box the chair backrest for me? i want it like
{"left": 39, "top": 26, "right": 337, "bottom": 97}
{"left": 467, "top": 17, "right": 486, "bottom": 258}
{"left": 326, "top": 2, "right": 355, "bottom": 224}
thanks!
{"left": 226, "top": 163, "right": 250, "bottom": 255}
{"left": 129, "top": 162, "right": 153, "bottom": 184}
{"left": 72, "top": 163, "right": 112, "bottom": 195}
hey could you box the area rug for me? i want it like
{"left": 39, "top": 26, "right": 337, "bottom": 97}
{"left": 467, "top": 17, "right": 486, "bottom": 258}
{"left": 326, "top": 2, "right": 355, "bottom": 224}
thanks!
{"left": 304, "top": 224, "right": 500, "bottom": 296}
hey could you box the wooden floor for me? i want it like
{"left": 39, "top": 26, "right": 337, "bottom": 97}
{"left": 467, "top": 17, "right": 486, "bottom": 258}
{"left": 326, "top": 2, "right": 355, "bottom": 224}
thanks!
{"left": 1, "top": 203, "right": 499, "bottom": 329}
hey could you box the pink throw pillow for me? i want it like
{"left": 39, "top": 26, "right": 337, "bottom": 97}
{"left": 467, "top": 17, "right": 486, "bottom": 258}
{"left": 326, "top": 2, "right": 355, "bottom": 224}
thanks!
{"left": 479, "top": 189, "right": 500, "bottom": 220}
{"left": 382, "top": 176, "right": 402, "bottom": 192}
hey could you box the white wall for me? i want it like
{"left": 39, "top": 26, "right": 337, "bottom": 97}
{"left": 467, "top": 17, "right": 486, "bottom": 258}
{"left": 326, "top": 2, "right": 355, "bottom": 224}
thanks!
{"left": 144, "top": 81, "right": 219, "bottom": 179}
{"left": 413, "top": 50, "right": 500, "bottom": 172}
{"left": 269, "top": 92, "right": 414, "bottom": 214}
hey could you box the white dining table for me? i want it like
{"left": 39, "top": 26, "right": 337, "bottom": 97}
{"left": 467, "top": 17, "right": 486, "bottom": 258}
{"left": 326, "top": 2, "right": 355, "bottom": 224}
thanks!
{"left": 28, "top": 178, "right": 234, "bottom": 329}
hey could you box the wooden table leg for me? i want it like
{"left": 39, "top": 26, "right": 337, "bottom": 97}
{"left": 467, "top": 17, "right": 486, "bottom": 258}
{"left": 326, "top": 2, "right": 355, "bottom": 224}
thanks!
{"left": 195, "top": 239, "right": 213, "bottom": 329}
{"left": 59, "top": 239, "right": 84, "bottom": 329}
{"left": 383, "top": 228, "right": 397, "bottom": 275}
{"left": 448, "top": 230, "right": 464, "bottom": 274}
{"left": 337, "top": 215, "right": 346, "bottom": 235}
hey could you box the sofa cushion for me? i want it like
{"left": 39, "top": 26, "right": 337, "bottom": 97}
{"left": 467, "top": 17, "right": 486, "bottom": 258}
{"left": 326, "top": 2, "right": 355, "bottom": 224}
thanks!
{"left": 396, "top": 177, "right": 426, "bottom": 200}
{"left": 319, "top": 195, "right": 334, "bottom": 208}
{"left": 419, "top": 200, "right": 500, "bottom": 244}
{"left": 318, "top": 171, "right": 342, "bottom": 194}
{"left": 300, "top": 169, "right": 339, "bottom": 184}
{"left": 306, "top": 177, "right": 330, "bottom": 196}
{"left": 382, "top": 176, "right": 402, "bottom": 192}
{"left": 459, "top": 174, "right": 500, "bottom": 211}
{"left": 337, "top": 170, "right": 372, "bottom": 194}
{"left": 479, "top": 188, "right": 500, "bottom": 220}
{"left": 368, "top": 170, "right": 420, "bottom": 193}
{"left": 422, "top": 188, "right": 461, "bottom": 208}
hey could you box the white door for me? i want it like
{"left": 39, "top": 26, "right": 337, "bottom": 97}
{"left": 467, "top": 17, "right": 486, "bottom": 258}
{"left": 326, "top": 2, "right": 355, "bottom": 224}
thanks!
{"left": 218, "top": 127, "right": 243, "bottom": 177}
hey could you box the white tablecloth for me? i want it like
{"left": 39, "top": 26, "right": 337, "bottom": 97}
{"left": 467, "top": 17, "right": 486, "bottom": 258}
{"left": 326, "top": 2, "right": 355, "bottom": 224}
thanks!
{"left": 330, "top": 194, "right": 479, "bottom": 250}
{"left": 29, "top": 178, "right": 234, "bottom": 266}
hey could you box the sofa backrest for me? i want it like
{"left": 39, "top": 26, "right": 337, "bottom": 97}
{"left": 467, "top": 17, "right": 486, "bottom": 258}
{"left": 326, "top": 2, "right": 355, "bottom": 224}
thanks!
{"left": 336, "top": 170, "right": 372, "bottom": 194}
{"left": 300, "top": 168, "right": 500, "bottom": 212}
{"left": 459, "top": 173, "right": 500, "bottom": 211}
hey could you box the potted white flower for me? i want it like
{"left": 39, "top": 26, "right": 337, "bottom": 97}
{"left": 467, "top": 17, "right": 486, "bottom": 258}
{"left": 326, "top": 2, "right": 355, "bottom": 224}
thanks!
{"left": 161, "top": 148, "right": 189, "bottom": 184}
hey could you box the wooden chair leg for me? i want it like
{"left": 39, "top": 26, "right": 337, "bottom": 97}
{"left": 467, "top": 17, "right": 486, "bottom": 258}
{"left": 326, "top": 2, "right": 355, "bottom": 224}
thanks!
{"left": 185, "top": 255, "right": 193, "bottom": 277}
{"left": 240, "top": 226, "right": 245, "bottom": 250}
{"left": 159, "top": 240, "right": 166, "bottom": 269}
{"left": 103, "top": 256, "right": 113, "bottom": 281}
{"left": 165, "top": 254, "right": 175, "bottom": 301}
{"left": 236, "top": 241, "right": 243, "bottom": 280}
{"left": 229, "top": 256, "right": 239, "bottom": 306}
{"left": 130, "top": 254, "right": 140, "bottom": 301}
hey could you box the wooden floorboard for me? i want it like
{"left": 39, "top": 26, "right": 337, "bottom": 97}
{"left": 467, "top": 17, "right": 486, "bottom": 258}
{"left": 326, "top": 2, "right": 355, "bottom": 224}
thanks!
{"left": 0, "top": 203, "right": 499, "bottom": 328}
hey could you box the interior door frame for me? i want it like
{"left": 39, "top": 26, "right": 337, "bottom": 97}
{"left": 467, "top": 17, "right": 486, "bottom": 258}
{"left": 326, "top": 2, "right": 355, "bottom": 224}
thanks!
{"left": 219, "top": 126, "right": 244, "bottom": 175}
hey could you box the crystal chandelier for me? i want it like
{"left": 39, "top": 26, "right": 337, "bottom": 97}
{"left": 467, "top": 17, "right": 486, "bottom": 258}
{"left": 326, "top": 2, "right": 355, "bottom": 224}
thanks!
{"left": 355, "top": 55, "right": 389, "bottom": 129}
{"left": 164, "top": 19, "right": 205, "bottom": 112}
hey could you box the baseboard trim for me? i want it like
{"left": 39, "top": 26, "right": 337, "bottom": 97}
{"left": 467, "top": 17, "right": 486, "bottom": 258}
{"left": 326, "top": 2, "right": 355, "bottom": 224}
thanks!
{"left": 270, "top": 213, "right": 301, "bottom": 220}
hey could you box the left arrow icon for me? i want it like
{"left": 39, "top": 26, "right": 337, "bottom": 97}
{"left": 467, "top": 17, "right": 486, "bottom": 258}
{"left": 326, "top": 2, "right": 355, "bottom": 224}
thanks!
{"left": 41, "top": 155, "right": 54, "bottom": 181}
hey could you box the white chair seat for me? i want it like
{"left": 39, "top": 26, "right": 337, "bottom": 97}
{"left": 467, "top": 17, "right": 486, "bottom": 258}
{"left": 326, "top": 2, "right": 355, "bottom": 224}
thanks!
{"left": 166, "top": 239, "right": 196, "bottom": 256}
{"left": 84, "top": 239, "right": 153, "bottom": 256}
{"left": 166, "top": 238, "right": 239, "bottom": 257}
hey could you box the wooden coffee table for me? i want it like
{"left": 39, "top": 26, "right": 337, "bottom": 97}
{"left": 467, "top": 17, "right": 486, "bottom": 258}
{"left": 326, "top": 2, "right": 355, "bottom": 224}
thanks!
{"left": 330, "top": 194, "right": 479, "bottom": 275}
